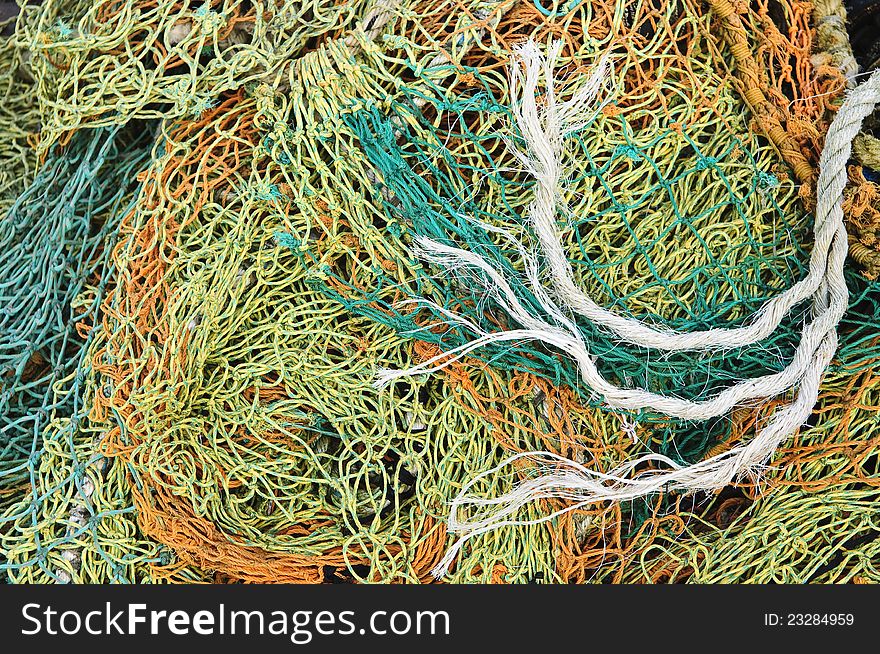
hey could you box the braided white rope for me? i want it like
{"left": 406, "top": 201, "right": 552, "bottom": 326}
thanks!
{"left": 417, "top": 61, "right": 878, "bottom": 579}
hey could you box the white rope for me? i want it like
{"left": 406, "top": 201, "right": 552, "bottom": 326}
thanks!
{"left": 377, "top": 229, "right": 848, "bottom": 420}
{"left": 372, "top": 40, "right": 877, "bottom": 576}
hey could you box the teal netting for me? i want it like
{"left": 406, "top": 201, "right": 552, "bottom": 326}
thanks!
{"left": 1, "top": 123, "right": 155, "bottom": 581}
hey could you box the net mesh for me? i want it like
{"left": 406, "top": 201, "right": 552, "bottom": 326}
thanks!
{"left": 2, "top": 0, "right": 880, "bottom": 584}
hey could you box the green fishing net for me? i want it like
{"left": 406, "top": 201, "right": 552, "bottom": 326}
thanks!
{"left": 1, "top": 123, "right": 159, "bottom": 582}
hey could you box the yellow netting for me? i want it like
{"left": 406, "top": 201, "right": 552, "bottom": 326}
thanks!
{"left": 2, "top": 0, "right": 879, "bottom": 584}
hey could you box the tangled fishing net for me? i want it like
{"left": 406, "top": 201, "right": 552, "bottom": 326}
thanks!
{"left": 2, "top": 0, "right": 880, "bottom": 584}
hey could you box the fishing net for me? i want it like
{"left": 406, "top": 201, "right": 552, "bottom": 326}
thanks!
{"left": 19, "top": 0, "right": 385, "bottom": 156}
{"left": 604, "top": 364, "right": 880, "bottom": 583}
{"left": 1, "top": 0, "right": 879, "bottom": 584}
{"left": 4, "top": 0, "right": 573, "bottom": 584}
